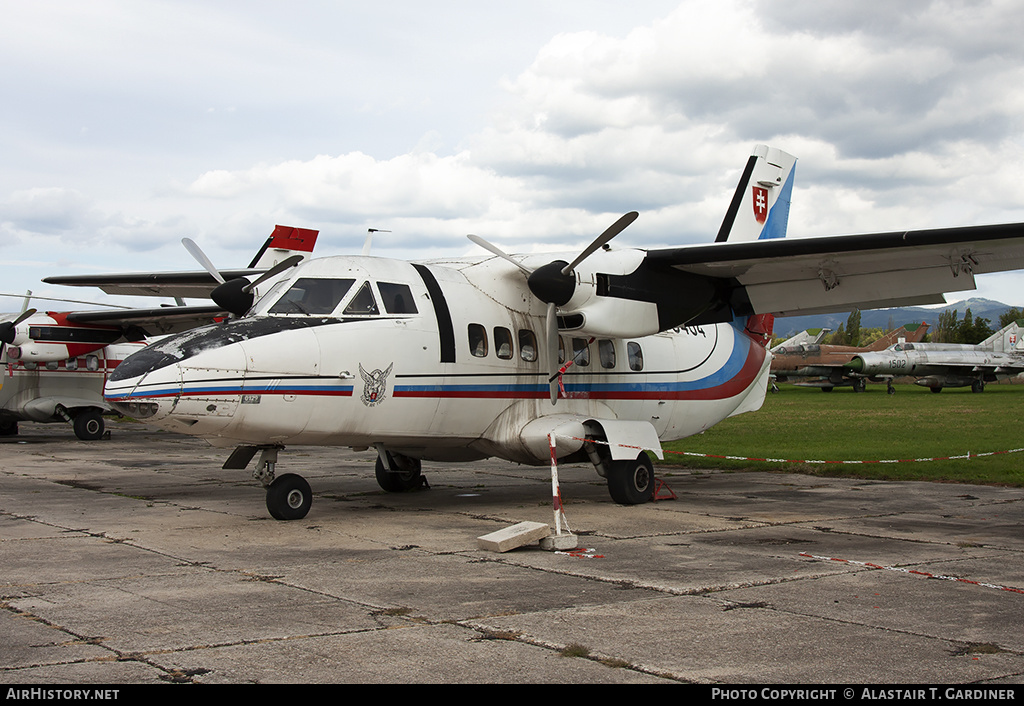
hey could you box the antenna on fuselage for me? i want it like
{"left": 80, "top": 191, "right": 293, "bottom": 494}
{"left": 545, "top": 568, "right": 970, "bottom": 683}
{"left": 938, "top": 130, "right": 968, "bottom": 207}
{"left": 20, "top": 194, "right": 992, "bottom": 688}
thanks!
{"left": 363, "top": 228, "right": 391, "bottom": 256}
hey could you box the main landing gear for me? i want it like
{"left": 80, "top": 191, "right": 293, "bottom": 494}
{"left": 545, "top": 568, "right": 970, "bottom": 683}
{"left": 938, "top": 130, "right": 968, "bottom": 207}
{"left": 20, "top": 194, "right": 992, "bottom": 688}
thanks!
{"left": 374, "top": 451, "right": 426, "bottom": 492}
{"left": 605, "top": 451, "right": 655, "bottom": 505}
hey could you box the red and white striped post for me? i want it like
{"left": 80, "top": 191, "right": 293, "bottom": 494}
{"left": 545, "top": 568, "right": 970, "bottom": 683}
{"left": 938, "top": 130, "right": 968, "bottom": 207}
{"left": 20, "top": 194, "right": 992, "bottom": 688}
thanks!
{"left": 549, "top": 433, "right": 563, "bottom": 535}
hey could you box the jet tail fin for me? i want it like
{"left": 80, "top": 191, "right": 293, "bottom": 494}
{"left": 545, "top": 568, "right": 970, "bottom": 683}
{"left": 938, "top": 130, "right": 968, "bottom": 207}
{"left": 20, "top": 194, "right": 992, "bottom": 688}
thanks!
{"left": 870, "top": 322, "right": 930, "bottom": 350}
{"left": 716, "top": 145, "right": 797, "bottom": 243}
{"left": 981, "top": 319, "right": 1024, "bottom": 352}
{"left": 248, "top": 226, "right": 319, "bottom": 269}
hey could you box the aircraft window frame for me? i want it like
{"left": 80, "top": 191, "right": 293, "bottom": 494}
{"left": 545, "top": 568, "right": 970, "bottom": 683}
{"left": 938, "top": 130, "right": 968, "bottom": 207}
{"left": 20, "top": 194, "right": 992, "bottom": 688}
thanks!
{"left": 494, "top": 327, "right": 513, "bottom": 360}
{"left": 598, "top": 339, "right": 616, "bottom": 369}
{"left": 469, "top": 323, "right": 488, "bottom": 358}
{"left": 343, "top": 281, "right": 380, "bottom": 316}
{"left": 557, "top": 335, "right": 565, "bottom": 364}
{"left": 571, "top": 338, "right": 591, "bottom": 367}
{"left": 269, "top": 277, "right": 356, "bottom": 316}
{"left": 378, "top": 282, "right": 418, "bottom": 315}
{"left": 627, "top": 342, "right": 644, "bottom": 371}
{"left": 518, "top": 329, "right": 537, "bottom": 362}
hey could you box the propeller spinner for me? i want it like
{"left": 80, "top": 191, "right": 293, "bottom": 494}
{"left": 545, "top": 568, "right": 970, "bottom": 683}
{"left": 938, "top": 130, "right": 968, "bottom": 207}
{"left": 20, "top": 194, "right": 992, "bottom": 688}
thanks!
{"left": 182, "top": 238, "right": 303, "bottom": 317}
{"left": 0, "top": 308, "right": 37, "bottom": 359}
{"left": 468, "top": 211, "right": 639, "bottom": 404}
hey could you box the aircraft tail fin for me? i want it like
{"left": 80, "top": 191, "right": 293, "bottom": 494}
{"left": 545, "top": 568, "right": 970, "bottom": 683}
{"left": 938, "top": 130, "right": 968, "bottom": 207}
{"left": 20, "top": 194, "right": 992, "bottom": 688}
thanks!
{"left": 716, "top": 145, "right": 797, "bottom": 243}
{"left": 981, "top": 319, "right": 1024, "bottom": 352}
{"left": 870, "top": 321, "right": 930, "bottom": 350}
{"left": 248, "top": 226, "right": 319, "bottom": 269}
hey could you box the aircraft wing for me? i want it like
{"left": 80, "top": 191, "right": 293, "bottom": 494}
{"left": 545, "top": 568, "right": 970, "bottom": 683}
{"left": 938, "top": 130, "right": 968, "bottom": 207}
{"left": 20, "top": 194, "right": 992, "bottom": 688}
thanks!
{"left": 64, "top": 305, "right": 228, "bottom": 336}
{"left": 646, "top": 223, "right": 1024, "bottom": 317}
{"left": 42, "top": 269, "right": 263, "bottom": 299}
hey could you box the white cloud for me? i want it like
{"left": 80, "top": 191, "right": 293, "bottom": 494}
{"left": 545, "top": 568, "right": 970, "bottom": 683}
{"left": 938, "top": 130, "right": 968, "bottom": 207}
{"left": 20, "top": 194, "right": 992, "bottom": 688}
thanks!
{"left": 4, "top": 0, "right": 1024, "bottom": 308}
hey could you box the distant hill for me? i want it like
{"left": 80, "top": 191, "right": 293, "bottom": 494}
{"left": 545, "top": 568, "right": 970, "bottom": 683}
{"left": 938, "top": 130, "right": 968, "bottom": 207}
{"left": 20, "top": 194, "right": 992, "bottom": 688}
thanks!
{"left": 774, "top": 298, "right": 1018, "bottom": 338}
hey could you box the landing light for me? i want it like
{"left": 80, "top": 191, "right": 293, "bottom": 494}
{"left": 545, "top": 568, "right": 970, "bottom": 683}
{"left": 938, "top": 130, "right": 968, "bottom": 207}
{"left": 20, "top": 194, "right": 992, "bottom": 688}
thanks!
{"left": 114, "top": 401, "right": 159, "bottom": 419}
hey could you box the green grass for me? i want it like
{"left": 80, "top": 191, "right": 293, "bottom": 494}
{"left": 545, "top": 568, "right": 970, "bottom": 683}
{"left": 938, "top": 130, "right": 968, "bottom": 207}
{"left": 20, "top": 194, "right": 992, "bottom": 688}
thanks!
{"left": 660, "top": 383, "right": 1024, "bottom": 486}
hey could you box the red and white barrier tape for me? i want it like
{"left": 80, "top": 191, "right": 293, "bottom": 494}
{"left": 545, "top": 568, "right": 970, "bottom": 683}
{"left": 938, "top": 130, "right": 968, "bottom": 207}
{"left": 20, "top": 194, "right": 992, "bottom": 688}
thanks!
{"left": 554, "top": 434, "right": 1024, "bottom": 466}
{"left": 800, "top": 552, "right": 1024, "bottom": 595}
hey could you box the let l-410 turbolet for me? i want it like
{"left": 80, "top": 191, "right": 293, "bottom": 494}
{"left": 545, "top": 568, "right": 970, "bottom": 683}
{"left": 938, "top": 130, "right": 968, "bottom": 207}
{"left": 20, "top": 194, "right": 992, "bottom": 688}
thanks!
{"left": 100, "top": 145, "right": 1024, "bottom": 520}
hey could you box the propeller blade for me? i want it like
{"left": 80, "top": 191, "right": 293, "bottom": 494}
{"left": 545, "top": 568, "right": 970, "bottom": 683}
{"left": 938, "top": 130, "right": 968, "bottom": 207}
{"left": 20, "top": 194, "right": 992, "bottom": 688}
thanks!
{"left": 561, "top": 211, "right": 638, "bottom": 276}
{"left": 243, "top": 255, "right": 303, "bottom": 293}
{"left": 467, "top": 234, "right": 533, "bottom": 275}
{"left": 1, "top": 308, "right": 35, "bottom": 358}
{"left": 182, "top": 238, "right": 226, "bottom": 285}
{"left": 546, "top": 303, "right": 559, "bottom": 405}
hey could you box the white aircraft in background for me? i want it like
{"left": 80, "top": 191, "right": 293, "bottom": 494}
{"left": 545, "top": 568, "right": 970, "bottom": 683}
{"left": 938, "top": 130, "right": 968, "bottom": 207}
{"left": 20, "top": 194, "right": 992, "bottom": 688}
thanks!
{"left": 845, "top": 319, "right": 1024, "bottom": 393}
{"left": 1, "top": 227, "right": 318, "bottom": 439}
{"left": 51, "top": 145, "right": 1024, "bottom": 520}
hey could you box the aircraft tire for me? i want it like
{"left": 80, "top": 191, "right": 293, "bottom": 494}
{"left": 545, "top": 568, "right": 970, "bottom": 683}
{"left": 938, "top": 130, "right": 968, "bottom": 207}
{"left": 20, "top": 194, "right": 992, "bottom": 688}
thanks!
{"left": 266, "top": 473, "right": 312, "bottom": 521}
{"left": 375, "top": 455, "right": 423, "bottom": 492}
{"left": 0, "top": 419, "right": 17, "bottom": 436}
{"left": 930, "top": 387, "right": 943, "bottom": 394}
{"left": 971, "top": 380, "right": 985, "bottom": 393}
{"left": 606, "top": 452, "right": 655, "bottom": 505}
{"left": 73, "top": 410, "right": 104, "bottom": 441}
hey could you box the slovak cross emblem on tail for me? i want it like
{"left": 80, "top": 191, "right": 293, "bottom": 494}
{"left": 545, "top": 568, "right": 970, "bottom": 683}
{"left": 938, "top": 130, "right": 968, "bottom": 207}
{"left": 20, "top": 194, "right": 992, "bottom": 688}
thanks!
{"left": 359, "top": 362, "right": 394, "bottom": 407}
{"left": 752, "top": 186, "right": 768, "bottom": 224}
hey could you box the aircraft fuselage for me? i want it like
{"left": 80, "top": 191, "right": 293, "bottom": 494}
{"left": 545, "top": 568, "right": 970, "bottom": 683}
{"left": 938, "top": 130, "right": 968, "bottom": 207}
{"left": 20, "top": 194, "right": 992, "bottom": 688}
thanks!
{"left": 105, "top": 254, "right": 772, "bottom": 465}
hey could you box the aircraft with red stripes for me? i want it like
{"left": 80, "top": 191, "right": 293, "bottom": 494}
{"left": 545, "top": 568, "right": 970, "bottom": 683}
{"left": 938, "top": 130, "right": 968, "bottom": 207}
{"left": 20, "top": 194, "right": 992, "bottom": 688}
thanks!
{"left": 2, "top": 227, "right": 318, "bottom": 439}
{"left": 64, "top": 145, "right": 1024, "bottom": 520}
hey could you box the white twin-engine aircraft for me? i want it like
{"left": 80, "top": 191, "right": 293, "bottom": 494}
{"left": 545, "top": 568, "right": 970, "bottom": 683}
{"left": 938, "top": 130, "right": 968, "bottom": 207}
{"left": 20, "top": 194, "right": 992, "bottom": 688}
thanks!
{"left": 88, "top": 145, "right": 1024, "bottom": 520}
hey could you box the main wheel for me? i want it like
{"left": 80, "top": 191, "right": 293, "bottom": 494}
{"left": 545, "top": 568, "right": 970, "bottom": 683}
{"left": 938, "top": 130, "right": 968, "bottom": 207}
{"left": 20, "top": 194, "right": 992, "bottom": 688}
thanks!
{"left": 266, "top": 473, "right": 312, "bottom": 520}
{"left": 0, "top": 419, "right": 17, "bottom": 436}
{"left": 375, "top": 454, "right": 423, "bottom": 492}
{"left": 73, "top": 410, "right": 104, "bottom": 441}
{"left": 930, "top": 387, "right": 943, "bottom": 394}
{"left": 971, "top": 380, "right": 985, "bottom": 393}
{"left": 606, "top": 452, "right": 655, "bottom": 505}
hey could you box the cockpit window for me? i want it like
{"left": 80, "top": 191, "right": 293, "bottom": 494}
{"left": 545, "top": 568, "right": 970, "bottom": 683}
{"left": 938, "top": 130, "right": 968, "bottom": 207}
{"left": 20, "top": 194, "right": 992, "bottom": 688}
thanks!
{"left": 269, "top": 278, "right": 354, "bottom": 315}
{"left": 343, "top": 281, "right": 379, "bottom": 315}
{"left": 378, "top": 282, "right": 418, "bottom": 314}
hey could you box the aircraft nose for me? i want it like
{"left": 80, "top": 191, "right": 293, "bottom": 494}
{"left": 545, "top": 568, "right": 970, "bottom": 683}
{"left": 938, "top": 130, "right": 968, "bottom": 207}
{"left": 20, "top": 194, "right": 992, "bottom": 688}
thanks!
{"left": 104, "top": 363, "right": 181, "bottom": 422}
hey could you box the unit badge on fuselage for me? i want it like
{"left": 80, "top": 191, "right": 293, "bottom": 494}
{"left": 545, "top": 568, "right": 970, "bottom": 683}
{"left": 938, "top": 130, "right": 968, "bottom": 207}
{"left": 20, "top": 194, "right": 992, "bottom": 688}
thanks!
{"left": 359, "top": 362, "right": 394, "bottom": 407}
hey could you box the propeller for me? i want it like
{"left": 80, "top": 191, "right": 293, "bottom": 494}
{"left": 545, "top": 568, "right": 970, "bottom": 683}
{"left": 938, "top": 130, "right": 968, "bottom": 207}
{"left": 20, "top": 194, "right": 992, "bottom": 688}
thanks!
{"left": 182, "top": 238, "right": 303, "bottom": 317}
{"left": 467, "top": 211, "right": 639, "bottom": 405}
{"left": 0, "top": 308, "right": 36, "bottom": 360}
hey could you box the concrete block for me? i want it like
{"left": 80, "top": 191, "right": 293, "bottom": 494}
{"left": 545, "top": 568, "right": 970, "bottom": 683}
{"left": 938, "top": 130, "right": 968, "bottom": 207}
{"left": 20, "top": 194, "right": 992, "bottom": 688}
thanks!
{"left": 476, "top": 521, "right": 550, "bottom": 553}
{"left": 539, "top": 533, "right": 578, "bottom": 551}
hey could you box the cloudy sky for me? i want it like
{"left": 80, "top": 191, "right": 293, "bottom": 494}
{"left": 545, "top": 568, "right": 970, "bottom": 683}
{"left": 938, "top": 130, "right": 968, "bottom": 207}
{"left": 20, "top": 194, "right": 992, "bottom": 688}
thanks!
{"left": 3, "top": 0, "right": 1024, "bottom": 312}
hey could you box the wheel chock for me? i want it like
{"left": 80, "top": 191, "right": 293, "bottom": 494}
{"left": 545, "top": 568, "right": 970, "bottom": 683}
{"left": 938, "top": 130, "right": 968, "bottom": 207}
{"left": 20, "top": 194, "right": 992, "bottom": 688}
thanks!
{"left": 652, "top": 477, "right": 676, "bottom": 501}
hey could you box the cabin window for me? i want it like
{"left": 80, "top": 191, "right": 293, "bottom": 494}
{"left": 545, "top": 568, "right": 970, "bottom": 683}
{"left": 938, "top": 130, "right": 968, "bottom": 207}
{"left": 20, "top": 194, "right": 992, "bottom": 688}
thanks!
{"left": 571, "top": 338, "right": 590, "bottom": 367}
{"left": 494, "top": 327, "right": 513, "bottom": 360}
{"left": 598, "top": 339, "right": 616, "bottom": 369}
{"left": 469, "top": 324, "right": 488, "bottom": 357}
{"left": 86, "top": 355, "right": 99, "bottom": 371}
{"left": 343, "top": 281, "right": 379, "bottom": 315}
{"left": 557, "top": 336, "right": 565, "bottom": 364}
{"left": 627, "top": 342, "right": 644, "bottom": 371}
{"left": 378, "top": 282, "right": 418, "bottom": 314}
{"left": 518, "top": 329, "right": 537, "bottom": 362}
{"left": 269, "top": 278, "right": 355, "bottom": 315}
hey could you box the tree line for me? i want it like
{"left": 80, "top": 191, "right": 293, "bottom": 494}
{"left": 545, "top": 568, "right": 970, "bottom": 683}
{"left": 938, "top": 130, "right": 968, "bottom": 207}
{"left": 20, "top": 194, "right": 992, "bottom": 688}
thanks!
{"left": 825, "top": 307, "right": 1024, "bottom": 346}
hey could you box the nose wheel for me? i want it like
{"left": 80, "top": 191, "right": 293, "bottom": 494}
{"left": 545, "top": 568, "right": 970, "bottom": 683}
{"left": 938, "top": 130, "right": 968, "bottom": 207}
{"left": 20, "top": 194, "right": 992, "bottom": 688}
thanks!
{"left": 265, "top": 473, "right": 312, "bottom": 520}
